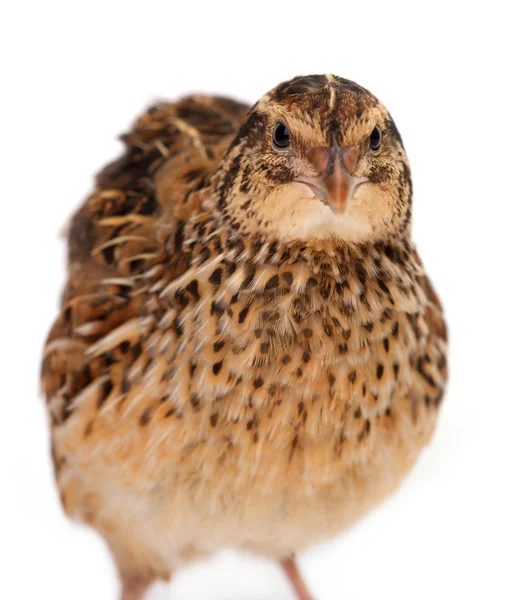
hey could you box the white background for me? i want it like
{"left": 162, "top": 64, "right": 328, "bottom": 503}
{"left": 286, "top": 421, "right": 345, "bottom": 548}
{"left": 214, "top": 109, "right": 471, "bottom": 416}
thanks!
{"left": 1, "top": 1, "right": 505, "bottom": 599}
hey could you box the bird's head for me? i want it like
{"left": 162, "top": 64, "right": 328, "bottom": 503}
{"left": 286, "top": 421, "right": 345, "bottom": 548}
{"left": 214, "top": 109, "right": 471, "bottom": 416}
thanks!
{"left": 213, "top": 74, "right": 412, "bottom": 246}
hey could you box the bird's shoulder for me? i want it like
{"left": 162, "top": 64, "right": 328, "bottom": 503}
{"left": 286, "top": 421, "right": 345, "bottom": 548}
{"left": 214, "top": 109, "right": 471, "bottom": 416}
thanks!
{"left": 70, "top": 93, "right": 250, "bottom": 263}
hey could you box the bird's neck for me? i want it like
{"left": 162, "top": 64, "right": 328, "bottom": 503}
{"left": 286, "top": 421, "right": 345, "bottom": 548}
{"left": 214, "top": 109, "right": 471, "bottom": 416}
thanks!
{"left": 161, "top": 210, "right": 423, "bottom": 334}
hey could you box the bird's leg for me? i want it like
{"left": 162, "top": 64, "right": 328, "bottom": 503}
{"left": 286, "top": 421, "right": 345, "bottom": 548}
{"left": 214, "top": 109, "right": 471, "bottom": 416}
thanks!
{"left": 120, "top": 575, "right": 153, "bottom": 600}
{"left": 280, "top": 557, "right": 315, "bottom": 600}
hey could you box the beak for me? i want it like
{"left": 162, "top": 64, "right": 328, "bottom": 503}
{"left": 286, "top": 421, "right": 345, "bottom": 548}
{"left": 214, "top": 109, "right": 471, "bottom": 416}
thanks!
{"left": 295, "top": 144, "right": 362, "bottom": 213}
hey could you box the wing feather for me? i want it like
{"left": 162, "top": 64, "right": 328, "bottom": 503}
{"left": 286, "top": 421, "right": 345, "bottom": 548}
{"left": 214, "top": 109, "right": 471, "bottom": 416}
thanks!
{"left": 42, "top": 95, "right": 249, "bottom": 433}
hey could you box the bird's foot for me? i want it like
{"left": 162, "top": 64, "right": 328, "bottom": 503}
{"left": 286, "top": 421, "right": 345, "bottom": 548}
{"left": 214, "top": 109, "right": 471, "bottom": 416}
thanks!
{"left": 120, "top": 575, "right": 153, "bottom": 600}
{"left": 280, "top": 557, "right": 315, "bottom": 600}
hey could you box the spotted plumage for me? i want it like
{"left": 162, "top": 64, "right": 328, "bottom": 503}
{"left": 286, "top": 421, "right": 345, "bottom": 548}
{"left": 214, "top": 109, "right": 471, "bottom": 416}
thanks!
{"left": 41, "top": 75, "right": 447, "bottom": 600}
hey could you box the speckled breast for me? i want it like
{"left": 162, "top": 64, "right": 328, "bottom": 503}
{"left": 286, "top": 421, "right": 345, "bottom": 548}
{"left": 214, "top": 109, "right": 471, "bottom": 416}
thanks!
{"left": 49, "top": 236, "right": 447, "bottom": 562}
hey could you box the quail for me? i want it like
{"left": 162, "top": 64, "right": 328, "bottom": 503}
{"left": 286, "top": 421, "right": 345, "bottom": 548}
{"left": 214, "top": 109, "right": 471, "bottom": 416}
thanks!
{"left": 42, "top": 74, "right": 448, "bottom": 600}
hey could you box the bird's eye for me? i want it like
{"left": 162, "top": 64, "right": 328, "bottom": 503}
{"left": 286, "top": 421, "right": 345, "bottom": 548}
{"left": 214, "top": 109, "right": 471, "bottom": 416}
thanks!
{"left": 369, "top": 126, "right": 382, "bottom": 152}
{"left": 273, "top": 121, "right": 291, "bottom": 149}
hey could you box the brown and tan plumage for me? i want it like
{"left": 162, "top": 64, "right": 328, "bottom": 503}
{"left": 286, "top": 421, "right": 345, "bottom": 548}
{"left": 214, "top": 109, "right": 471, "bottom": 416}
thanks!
{"left": 41, "top": 75, "right": 448, "bottom": 600}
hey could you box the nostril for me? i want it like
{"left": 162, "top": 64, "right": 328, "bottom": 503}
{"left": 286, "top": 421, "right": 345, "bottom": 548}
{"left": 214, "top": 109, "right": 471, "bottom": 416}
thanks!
{"left": 308, "top": 147, "right": 330, "bottom": 175}
{"left": 341, "top": 147, "right": 359, "bottom": 174}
